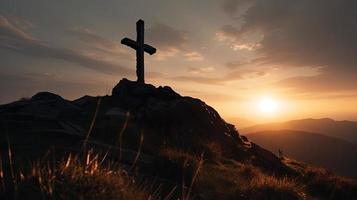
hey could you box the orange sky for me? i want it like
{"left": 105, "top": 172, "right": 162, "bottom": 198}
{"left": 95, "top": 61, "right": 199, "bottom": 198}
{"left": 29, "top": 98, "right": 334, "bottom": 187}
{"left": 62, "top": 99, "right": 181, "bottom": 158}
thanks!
{"left": 1, "top": 0, "right": 357, "bottom": 125}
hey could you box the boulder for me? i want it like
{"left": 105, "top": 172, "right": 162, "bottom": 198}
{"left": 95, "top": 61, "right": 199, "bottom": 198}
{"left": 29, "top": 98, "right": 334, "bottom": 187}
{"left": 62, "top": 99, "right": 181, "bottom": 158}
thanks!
{"left": 112, "top": 78, "right": 180, "bottom": 102}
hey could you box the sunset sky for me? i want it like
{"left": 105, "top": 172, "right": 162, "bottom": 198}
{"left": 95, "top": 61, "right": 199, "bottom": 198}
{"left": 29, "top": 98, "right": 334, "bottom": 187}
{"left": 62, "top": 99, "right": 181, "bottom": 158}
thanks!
{"left": 1, "top": 0, "right": 357, "bottom": 125}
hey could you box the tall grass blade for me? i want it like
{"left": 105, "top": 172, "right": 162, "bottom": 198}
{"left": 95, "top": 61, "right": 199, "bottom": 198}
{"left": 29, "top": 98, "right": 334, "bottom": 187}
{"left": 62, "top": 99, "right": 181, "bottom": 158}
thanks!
{"left": 82, "top": 97, "right": 102, "bottom": 150}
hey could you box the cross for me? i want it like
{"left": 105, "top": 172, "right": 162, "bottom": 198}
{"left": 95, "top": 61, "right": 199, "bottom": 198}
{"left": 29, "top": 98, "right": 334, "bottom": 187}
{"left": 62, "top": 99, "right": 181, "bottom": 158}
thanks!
{"left": 121, "top": 19, "right": 156, "bottom": 84}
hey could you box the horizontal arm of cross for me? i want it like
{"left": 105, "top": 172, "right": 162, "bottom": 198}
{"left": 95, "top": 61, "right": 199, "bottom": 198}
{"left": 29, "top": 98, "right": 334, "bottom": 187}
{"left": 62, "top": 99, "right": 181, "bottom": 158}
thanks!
{"left": 121, "top": 38, "right": 137, "bottom": 49}
{"left": 143, "top": 44, "right": 156, "bottom": 55}
{"left": 121, "top": 38, "right": 156, "bottom": 55}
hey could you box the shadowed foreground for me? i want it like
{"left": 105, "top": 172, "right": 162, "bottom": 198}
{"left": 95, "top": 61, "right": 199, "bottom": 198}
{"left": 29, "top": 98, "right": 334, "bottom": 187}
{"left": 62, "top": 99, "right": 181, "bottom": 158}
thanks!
{"left": 0, "top": 79, "right": 356, "bottom": 199}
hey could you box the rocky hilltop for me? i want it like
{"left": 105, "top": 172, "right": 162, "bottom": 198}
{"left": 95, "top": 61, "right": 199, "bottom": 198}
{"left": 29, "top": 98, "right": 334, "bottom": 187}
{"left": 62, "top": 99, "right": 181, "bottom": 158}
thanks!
{"left": 1, "top": 79, "right": 356, "bottom": 199}
{"left": 0, "top": 79, "right": 287, "bottom": 172}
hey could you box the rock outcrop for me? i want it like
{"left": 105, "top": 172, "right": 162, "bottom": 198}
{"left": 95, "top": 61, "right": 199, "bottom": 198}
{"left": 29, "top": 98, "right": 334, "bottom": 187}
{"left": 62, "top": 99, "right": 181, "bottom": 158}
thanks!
{"left": 112, "top": 79, "right": 241, "bottom": 153}
{"left": 0, "top": 79, "right": 291, "bottom": 175}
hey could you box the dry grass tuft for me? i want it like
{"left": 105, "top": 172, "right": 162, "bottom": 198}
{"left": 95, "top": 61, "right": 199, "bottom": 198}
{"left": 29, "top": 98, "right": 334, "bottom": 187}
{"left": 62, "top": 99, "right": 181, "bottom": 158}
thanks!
{"left": 196, "top": 162, "right": 306, "bottom": 200}
{"left": 0, "top": 151, "right": 149, "bottom": 200}
{"left": 159, "top": 146, "right": 200, "bottom": 166}
{"left": 243, "top": 175, "right": 306, "bottom": 200}
{"left": 158, "top": 146, "right": 205, "bottom": 200}
{"left": 302, "top": 166, "right": 357, "bottom": 199}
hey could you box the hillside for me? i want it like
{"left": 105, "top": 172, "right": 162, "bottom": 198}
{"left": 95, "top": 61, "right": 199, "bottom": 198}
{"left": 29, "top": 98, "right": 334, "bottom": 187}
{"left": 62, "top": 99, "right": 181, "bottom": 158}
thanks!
{"left": 246, "top": 130, "right": 357, "bottom": 178}
{"left": 0, "top": 79, "right": 356, "bottom": 199}
{"left": 241, "top": 118, "right": 357, "bottom": 144}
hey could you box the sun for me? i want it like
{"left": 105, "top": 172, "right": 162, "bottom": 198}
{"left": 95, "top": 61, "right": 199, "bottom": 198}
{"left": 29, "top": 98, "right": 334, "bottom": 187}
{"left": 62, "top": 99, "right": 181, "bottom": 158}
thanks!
{"left": 257, "top": 97, "right": 279, "bottom": 115}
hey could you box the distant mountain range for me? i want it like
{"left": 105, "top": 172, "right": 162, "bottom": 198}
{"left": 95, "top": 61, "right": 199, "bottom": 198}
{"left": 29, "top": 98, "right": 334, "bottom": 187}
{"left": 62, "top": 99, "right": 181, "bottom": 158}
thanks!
{"left": 241, "top": 118, "right": 357, "bottom": 144}
{"left": 246, "top": 130, "right": 357, "bottom": 178}
{"left": 241, "top": 118, "right": 357, "bottom": 178}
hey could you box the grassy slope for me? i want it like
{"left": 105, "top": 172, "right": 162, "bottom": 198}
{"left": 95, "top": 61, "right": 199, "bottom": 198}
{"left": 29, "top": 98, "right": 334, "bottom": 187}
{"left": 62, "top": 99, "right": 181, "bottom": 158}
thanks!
{"left": 1, "top": 145, "right": 356, "bottom": 200}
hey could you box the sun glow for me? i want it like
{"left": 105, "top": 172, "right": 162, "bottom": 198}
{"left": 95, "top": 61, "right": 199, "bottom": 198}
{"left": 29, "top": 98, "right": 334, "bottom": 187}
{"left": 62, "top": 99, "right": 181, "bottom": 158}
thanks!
{"left": 257, "top": 97, "right": 279, "bottom": 115}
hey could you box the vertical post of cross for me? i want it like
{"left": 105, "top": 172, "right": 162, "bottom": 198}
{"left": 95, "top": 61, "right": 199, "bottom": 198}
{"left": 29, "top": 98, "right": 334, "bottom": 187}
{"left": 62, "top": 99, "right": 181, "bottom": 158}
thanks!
{"left": 121, "top": 19, "right": 156, "bottom": 84}
{"left": 136, "top": 20, "right": 144, "bottom": 83}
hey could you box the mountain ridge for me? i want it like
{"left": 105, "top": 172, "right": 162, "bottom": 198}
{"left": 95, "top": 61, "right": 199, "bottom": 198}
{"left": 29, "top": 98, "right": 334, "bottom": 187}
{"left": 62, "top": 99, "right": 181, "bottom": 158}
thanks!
{"left": 242, "top": 118, "right": 357, "bottom": 144}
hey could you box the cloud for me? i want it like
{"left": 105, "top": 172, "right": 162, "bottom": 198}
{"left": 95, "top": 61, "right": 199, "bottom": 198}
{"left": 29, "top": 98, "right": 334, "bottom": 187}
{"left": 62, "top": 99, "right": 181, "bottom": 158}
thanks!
{"left": 187, "top": 66, "right": 215, "bottom": 74}
{"left": 225, "top": 61, "right": 250, "bottom": 69}
{"left": 69, "top": 28, "right": 117, "bottom": 49}
{"left": 172, "top": 68, "right": 268, "bottom": 85}
{"left": 216, "top": 25, "right": 262, "bottom": 51}
{"left": 220, "top": 0, "right": 357, "bottom": 92}
{"left": 222, "top": 0, "right": 253, "bottom": 15}
{"left": 68, "top": 27, "right": 131, "bottom": 60}
{"left": 275, "top": 72, "right": 357, "bottom": 93}
{"left": 184, "top": 51, "right": 204, "bottom": 61}
{"left": 172, "top": 76, "right": 224, "bottom": 85}
{"left": 0, "top": 15, "right": 36, "bottom": 41}
{"left": 146, "top": 22, "right": 204, "bottom": 61}
{"left": 147, "top": 23, "right": 187, "bottom": 51}
{"left": 216, "top": 25, "right": 239, "bottom": 40}
{"left": 0, "top": 15, "right": 132, "bottom": 75}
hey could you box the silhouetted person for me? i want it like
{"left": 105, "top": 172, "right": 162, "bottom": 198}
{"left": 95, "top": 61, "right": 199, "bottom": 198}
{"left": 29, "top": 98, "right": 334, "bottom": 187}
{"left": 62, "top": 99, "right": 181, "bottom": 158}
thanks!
{"left": 121, "top": 19, "right": 156, "bottom": 84}
{"left": 278, "top": 148, "right": 284, "bottom": 159}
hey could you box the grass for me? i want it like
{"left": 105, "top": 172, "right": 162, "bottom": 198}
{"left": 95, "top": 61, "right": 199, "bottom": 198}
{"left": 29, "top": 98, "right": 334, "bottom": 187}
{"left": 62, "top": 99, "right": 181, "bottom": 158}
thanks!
{"left": 302, "top": 165, "right": 357, "bottom": 199}
{"left": 196, "top": 161, "right": 306, "bottom": 200}
{"left": 1, "top": 143, "right": 357, "bottom": 199}
{"left": 284, "top": 157, "right": 357, "bottom": 200}
{"left": 156, "top": 146, "right": 205, "bottom": 200}
{"left": 0, "top": 151, "right": 149, "bottom": 200}
{"left": 243, "top": 175, "right": 305, "bottom": 200}
{"left": 0, "top": 147, "right": 205, "bottom": 200}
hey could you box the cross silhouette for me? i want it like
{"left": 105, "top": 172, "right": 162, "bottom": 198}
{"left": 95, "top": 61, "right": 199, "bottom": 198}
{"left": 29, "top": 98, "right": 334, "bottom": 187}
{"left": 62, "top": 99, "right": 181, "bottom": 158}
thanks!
{"left": 121, "top": 19, "right": 156, "bottom": 83}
